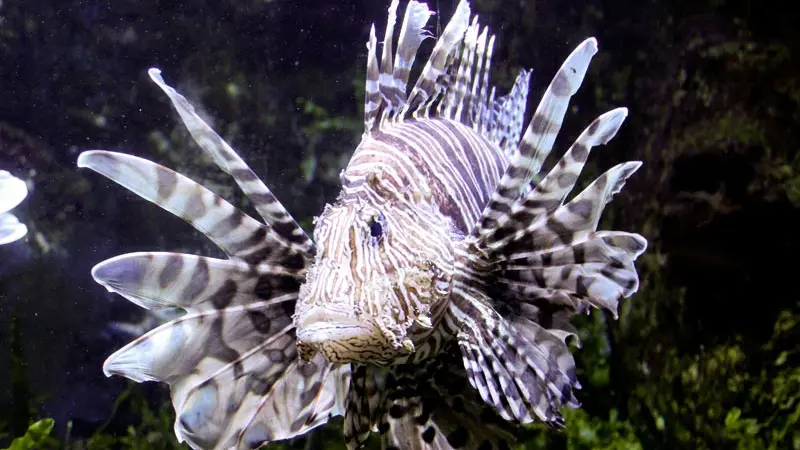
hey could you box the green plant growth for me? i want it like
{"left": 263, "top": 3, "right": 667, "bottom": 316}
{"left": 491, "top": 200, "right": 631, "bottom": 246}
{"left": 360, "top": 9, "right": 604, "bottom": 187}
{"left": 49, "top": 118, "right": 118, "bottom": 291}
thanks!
{"left": 1, "top": 419, "right": 59, "bottom": 450}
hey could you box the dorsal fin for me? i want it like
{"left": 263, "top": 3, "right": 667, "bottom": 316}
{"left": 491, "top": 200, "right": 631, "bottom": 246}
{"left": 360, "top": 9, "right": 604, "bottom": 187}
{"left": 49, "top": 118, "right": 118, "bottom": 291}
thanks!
{"left": 450, "top": 16, "right": 481, "bottom": 123}
{"left": 362, "top": 0, "right": 531, "bottom": 158}
{"left": 378, "top": 0, "right": 400, "bottom": 116}
{"left": 363, "top": 24, "right": 381, "bottom": 137}
{"left": 391, "top": 1, "right": 434, "bottom": 104}
{"left": 405, "top": 0, "right": 471, "bottom": 119}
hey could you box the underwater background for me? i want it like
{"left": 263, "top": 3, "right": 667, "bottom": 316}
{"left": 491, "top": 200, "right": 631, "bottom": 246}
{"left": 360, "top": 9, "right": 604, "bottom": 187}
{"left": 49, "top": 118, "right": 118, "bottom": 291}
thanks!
{"left": 0, "top": 0, "right": 797, "bottom": 449}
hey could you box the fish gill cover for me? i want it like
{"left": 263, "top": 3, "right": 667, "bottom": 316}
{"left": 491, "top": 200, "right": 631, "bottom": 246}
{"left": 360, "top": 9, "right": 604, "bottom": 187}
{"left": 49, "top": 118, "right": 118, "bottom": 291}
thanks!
{"left": 77, "top": 0, "right": 647, "bottom": 449}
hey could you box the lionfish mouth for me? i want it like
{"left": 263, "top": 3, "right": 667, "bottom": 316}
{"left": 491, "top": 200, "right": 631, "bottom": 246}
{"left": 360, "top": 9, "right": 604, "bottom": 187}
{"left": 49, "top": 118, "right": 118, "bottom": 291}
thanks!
{"left": 295, "top": 306, "right": 395, "bottom": 364}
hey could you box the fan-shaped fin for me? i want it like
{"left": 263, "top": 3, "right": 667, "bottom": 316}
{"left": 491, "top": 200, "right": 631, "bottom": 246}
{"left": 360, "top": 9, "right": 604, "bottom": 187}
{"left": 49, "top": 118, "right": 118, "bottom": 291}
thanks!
{"left": 500, "top": 232, "right": 647, "bottom": 313}
{"left": 91, "top": 252, "right": 301, "bottom": 311}
{"left": 101, "top": 289, "right": 296, "bottom": 383}
{"left": 379, "top": 344, "right": 517, "bottom": 449}
{"left": 96, "top": 249, "right": 349, "bottom": 449}
{"left": 472, "top": 38, "right": 599, "bottom": 243}
{"left": 483, "top": 107, "right": 630, "bottom": 252}
{"left": 173, "top": 354, "right": 350, "bottom": 450}
{"left": 343, "top": 364, "right": 386, "bottom": 449}
{"left": 494, "top": 162, "right": 646, "bottom": 318}
{"left": 148, "top": 69, "right": 314, "bottom": 256}
{"left": 450, "top": 294, "right": 580, "bottom": 426}
{"left": 77, "top": 151, "right": 299, "bottom": 266}
{"left": 508, "top": 162, "right": 645, "bottom": 256}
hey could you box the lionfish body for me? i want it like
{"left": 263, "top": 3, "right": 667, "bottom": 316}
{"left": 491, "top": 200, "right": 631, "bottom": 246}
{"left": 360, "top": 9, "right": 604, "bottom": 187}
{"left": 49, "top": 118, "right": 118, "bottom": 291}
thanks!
{"left": 79, "top": 1, "right": 647, "bottom": 449}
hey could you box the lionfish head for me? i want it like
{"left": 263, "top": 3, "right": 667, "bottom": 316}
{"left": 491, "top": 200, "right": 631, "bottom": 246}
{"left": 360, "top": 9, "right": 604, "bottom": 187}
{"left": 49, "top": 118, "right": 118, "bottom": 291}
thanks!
{"left": 294, "top": 176, "right": 455, "bottom": 364}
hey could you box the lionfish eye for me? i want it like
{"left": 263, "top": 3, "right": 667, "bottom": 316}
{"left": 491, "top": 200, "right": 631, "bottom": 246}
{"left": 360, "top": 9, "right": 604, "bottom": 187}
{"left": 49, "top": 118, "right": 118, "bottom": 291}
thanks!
{"left": 369, "top": 213, "right": 385, "bottom": 240}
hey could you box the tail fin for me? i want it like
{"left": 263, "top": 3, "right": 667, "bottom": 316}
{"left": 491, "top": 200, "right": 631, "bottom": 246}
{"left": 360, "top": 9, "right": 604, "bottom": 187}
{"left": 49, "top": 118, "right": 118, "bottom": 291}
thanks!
{"left": 78, "top": 72, "right": 348, "bottom": 449}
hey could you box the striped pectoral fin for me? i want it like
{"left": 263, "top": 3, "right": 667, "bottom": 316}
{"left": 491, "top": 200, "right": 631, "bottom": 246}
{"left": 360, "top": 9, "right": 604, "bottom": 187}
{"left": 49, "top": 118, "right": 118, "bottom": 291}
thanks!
{"left": 148, "top": 69, "right": 314, "bottom": 256}
{"left": 479, "top": 107, "right": 631, "bottom": 253}
{"left": 171, "top": 353, "right": 349, "bottom": 450}
{"left": 502, "top": 231, "right": 647, "bottom": 315}
{"left": 77, "top": 151, "right": 303, "bottom": 266}
{"left": 497, "top": 160, "right": 645, "bottom": 262}
{"left": 90, "top": 252, "right": 301, "bottom": 311}
{"left": 101, "top": 287, "right": 297, "bottom": 383}
{"left": 343, "top": 364, "right": 385, "bottom": 450}
{"left": 98, "top": 249, "right": 304, "bottom": 423}
{"left": 378, "top": 349, "right": 516, "bottom": 450}
{"left": 218, "top": 356, "right": 350, "bottom": 450}
{"left": 450, "top": 295, "right": 580, "bottom": 427}
{"left": 167, "top": 335, "right": 297, "bottom": 449}
{"left": 471, "top": 38, "right": 598, "bottom": 244}
{"left": 495, "top": 162, "right": 647, "bottom": 315}
{"left": 101, "top": 287, "right": 348, "bottom": 450}
{"left": 508, "top": 108, "right": 629, "bottom": 233}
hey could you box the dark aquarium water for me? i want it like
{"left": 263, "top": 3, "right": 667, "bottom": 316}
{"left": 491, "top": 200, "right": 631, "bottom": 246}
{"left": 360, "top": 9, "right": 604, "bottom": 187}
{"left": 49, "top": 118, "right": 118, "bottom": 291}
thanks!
{"left": 0, "top": 0, "right": 797, "bottom": 449}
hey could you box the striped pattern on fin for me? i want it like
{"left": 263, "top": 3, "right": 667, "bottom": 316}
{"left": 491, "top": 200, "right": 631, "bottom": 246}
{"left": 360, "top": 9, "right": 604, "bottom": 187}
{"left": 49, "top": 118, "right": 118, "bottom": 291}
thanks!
{"left": 175, "top": 354, "right": 350, "bottom": 450}
{"left": 449, "top": 60, "right": 646, "bottom": 423}
{"left": 497, "top": 163, "right": 647, "bottom": 317}
{"left": 79, "top": 65, "right": 349, "bottom": 448}
{"left": 363, "top": 0, "right": 434, "bottom": 131}
{"left": 90, "top": 252, "right": 301, "bottom": 312}
{"left": 363, "top": 0, "right": 531, "bottom": 157}
{"left": 343, "top": 364, "right": 385, "bottom": 450}
{"left": 77, "top": 151, "right": 294, "bottom": 265}
{"left": 449, "top": 292, "right": 580, "bottom": 426}
{"left": 482, "top": 107, "right": 630, "bottom": 252}
{"left": 440, "top": 16, "right": 479, "bottom": 122}
{"left": 148, "top": 69, "right": 314, "bottom": 257}
{"left": 377, "top": 0, "right": 400, "bottom": 115}
{"left": 364, "top": 24, "right": 381, "bottom": 135}
{"left": 486, "top": 69, "right": 529, "bottom": 158}
{"left": 519, "top": 108, "right": 629, "bottom": 223}
{"left": 500, "top": 231, "right": 647, "bottom": 316}
{"left": 379, "top": 343, "right": 516, "bottom": 449}
{"left": 92, "top": 248, "right": 349, "bottom": 449}
{"left": 471, "top": 38, "right": 599, "bottom": 244}
{"left": 365, "top": 0, "right": 435, "bottom": 129}
{"left": 404, "top": 0, "right": 471, "bottom": 119}
{"left": 390, "top": 1, "right": 434, "bottom": 108}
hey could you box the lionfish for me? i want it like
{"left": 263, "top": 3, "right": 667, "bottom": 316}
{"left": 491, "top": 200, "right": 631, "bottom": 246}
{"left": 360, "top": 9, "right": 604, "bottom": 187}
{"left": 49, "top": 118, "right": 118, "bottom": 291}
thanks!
{"left": 78, "top": 0, "right": 647, "bottom": 448}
